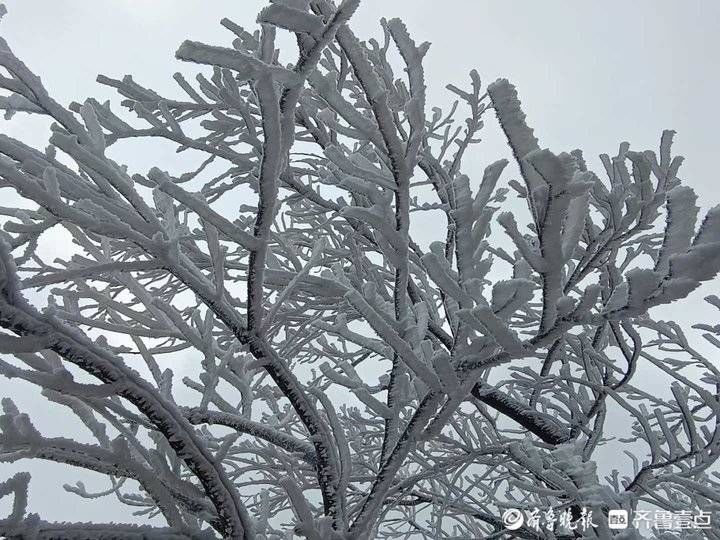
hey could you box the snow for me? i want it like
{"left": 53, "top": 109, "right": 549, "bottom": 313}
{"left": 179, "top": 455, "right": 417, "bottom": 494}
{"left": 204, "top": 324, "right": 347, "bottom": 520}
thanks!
{"left": 0, "top": 1, "right": 718, "bottom": 538}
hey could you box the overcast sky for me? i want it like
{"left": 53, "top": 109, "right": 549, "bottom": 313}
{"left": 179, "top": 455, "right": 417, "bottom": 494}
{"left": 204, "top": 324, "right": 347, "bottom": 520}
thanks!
{"left": 1, "top": 0, "right": 719, "bottom": 527}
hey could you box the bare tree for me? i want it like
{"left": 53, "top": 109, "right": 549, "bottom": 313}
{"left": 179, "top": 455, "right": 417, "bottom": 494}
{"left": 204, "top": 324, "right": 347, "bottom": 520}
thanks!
{"left": 0, "top": 1, "right": 719, "bottom": 539}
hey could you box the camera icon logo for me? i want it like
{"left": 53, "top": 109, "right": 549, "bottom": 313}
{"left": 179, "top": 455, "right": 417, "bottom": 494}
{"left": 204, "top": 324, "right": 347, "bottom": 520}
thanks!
{"left": 608, "top": 509, "right": 629, "bottom": 529}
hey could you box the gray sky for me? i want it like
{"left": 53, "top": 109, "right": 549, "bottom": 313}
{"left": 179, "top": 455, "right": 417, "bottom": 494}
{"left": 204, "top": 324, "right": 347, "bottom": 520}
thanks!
{"left": 1, "top": 0, "right": 719, "bottom": 528}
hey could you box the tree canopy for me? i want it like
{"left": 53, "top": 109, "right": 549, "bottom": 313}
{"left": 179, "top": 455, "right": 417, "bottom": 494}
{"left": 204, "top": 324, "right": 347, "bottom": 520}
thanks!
{"left": 0, "top": 1, "right": 719, "bottom": 539}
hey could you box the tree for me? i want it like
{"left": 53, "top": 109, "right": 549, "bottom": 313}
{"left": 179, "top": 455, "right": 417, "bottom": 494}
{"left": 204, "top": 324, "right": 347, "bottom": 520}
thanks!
{"left": 0, "top": 1, "right": 719, "bottom": 538}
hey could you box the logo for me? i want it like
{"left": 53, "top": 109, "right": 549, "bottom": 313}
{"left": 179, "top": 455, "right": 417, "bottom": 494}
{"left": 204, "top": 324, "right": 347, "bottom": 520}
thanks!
{"left": 608, "top": 509, "right": 629, "bottom": 529}
{"left": 502, "top": 508, "right": 524, "bottom": 530}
